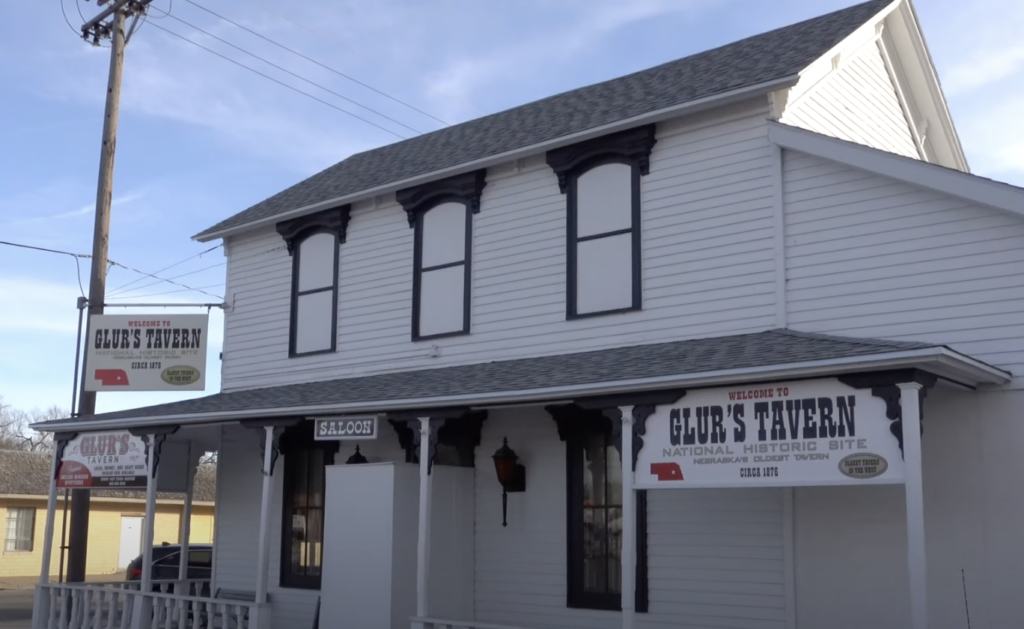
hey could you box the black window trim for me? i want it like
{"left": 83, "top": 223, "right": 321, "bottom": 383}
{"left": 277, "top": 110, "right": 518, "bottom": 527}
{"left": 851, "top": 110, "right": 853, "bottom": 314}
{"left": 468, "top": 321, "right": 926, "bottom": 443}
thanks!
{"left": 564, "top": 416, "right": 649, "bottom": 613}
{"left": 546, "top": 124, "right": 656, "bottom": 321}
{"left": 276, "top": 206, "right": 351, "bottom": 359}
{"left": 396, "top": 169, "right": 486, "bottom": 342}
{"left": 411, "top": 198, "right": 473, "bottom": 341}
{"left": 565, "top": 156, "right": 643, "bottom": 320}
{"left": 279, "top": 423, "right": 338, "bottom": 590}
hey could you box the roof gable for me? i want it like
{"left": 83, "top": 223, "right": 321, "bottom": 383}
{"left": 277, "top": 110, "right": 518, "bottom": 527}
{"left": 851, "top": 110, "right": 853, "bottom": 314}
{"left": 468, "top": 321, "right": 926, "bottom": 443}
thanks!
{"left": 195, "top": 0, "right": 891, "bottom": 241}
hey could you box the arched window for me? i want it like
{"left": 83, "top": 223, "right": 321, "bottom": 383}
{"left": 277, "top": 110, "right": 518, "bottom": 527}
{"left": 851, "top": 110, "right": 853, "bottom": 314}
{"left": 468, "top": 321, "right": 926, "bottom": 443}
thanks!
{"left": 397, "top": 170, "right": 486, "bottom": 340}
{"left": 276, "top": 206, "right": 350, "bottom": 357}
{"left": 414, "top": 201, "right": 471, "bottom": 339}
{"left": 547, "top": 125, "right": 656, "bottom": 319}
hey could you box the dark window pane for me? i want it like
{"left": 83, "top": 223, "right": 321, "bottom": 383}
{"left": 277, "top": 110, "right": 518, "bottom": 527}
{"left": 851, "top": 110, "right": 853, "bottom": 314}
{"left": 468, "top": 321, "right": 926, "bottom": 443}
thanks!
{"left": 281, "top": 433, "right": 332, "bottom": 590}
{"left": 189, "top": 550, "right": 212, "bottom": 568}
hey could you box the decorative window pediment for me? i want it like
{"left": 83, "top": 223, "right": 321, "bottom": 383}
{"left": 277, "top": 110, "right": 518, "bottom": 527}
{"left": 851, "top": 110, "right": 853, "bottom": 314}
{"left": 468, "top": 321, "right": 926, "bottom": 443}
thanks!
{"left": 275, "top": 205, "right": 352, "bottom": 255}
{"left": 546, "top": 125, "right": 657, "bottom": 194}
{"left": 396, "top": 170, "right": 487, "bottom": 228}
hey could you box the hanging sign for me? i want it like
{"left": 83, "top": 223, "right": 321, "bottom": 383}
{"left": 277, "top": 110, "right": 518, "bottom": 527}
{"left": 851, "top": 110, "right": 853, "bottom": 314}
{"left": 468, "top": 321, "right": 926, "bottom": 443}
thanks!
{"left": 634, "top": 378, "right": 905, "bottom": 489}
{"left": 56, "top": 431, "right": 148, "bottom": 489}
{"left": 84, "top": 314, "right": 209, "bottom": 392}
{"left": 313, "top": 416, "right": 379, "bottom": 440}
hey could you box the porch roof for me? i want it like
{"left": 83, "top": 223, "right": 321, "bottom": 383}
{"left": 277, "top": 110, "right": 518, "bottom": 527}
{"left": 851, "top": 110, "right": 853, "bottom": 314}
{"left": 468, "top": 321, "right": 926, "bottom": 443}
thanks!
{"left": 35, "top": 329, "right": 1010, "bottom": 432}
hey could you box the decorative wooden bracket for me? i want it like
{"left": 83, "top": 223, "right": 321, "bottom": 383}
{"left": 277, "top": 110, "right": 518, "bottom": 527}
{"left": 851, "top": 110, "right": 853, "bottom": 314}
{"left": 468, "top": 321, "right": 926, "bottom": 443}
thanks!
{"left": 387, "top": 408, "right": 485, "bottom": 473}
{"left": 275, "top": 205, "right": 352, "bottom": 255}
{"left": 838, "top": 369, "right": 936, "bottom": 458}
{"left": 395, "top": 170, "right": 487, "bottom": 228}
{"left": 545, "top": 124, "right": 657, "bottom": 193}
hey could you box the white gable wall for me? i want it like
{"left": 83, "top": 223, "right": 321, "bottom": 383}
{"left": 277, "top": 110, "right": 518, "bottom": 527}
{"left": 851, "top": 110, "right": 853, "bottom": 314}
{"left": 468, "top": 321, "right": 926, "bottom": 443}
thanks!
{"left": 783, "top": 150, "right": 1024, "bottom": 387}
{"left": 221, "top": 99, "right": 779, "bottom": 391}
{"left": 782, "top": 39, "right": 919, "bottom": 159}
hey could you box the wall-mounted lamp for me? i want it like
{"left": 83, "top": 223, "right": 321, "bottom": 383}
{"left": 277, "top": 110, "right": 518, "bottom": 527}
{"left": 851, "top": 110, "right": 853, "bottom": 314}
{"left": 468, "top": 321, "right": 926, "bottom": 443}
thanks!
{"left": 346, "top": 445, "right": 368, "bottom": 464}
{"left": 492, "top": 437, "right": 526, "bottom": 527}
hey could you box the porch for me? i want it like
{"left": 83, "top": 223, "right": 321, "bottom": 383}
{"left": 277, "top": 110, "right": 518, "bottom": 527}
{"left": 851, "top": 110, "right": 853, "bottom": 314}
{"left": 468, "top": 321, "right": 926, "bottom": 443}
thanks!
{"left": 31, "top": 330, "right": 1011, "bottom": 629}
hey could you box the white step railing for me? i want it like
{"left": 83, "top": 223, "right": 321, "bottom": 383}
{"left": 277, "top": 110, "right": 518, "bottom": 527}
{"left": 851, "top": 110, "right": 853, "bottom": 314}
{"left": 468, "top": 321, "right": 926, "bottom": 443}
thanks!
{"left": 37, "top": 582, "right": 257, "bottom": 629}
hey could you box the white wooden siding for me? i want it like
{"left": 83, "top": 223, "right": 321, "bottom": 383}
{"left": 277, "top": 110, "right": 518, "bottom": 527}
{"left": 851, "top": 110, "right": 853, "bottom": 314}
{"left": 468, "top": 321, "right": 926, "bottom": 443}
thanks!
{"left": 213, "top": 423, "right": 408, "bottom": 629}
{"left": 782, "top": 42, "right": 919, "bottom": 159}
{"left": 221, "top": 101, "right": 778, "bottom": 390}
{"left": 783, "top": 150, "right": 1024, "bottom": 386}
{"left": 475, "top": 409, "right": 788, "bottom": 629}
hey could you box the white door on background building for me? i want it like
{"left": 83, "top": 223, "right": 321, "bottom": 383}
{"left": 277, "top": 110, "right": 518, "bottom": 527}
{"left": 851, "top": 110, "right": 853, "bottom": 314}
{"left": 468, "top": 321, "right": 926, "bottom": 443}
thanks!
{"left": 119, "top": 516, "right": 144, "bottom": 568}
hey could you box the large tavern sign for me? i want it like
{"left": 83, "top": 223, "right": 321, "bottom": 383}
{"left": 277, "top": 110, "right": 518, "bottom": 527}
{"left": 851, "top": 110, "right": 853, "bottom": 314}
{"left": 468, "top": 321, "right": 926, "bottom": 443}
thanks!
{"left": 634, "top": 378, "right": 905, "bottom": 489}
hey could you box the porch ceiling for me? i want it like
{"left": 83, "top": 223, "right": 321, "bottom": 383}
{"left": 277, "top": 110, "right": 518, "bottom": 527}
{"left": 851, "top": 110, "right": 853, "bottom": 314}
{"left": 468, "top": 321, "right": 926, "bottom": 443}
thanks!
{"left": 33, "top": 329, "right": 1010, "bottom": 432}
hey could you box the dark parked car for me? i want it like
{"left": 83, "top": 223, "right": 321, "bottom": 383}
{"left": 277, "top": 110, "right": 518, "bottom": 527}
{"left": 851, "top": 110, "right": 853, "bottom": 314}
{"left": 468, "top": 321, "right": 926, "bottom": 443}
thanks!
{"left": 126, "top": 543, "right": 213, "bottom": 595}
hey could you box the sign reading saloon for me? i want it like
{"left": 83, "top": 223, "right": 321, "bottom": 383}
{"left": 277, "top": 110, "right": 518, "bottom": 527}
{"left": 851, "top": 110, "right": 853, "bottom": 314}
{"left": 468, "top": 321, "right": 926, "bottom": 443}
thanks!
{"left": 634, "top": 378, "right": 904, "bottom": 489}
{"left": 313, "top": 416, "right": 379, "bottom": 441}
{"left": 56, "top": 431, "right": 148, "bottom": 489}
{"left": 85, "top": 314, "right": 208, "bottom": 392}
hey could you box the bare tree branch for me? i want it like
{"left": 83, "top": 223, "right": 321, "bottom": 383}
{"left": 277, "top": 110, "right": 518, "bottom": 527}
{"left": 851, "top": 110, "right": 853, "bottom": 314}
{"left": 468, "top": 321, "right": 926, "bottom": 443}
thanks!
{"left": 0, "top": 396, "right": 61, "bottom": 452}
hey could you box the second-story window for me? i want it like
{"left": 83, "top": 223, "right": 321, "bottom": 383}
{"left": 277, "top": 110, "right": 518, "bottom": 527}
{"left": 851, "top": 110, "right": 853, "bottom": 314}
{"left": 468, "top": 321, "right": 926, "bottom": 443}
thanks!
{"left": 414, "top": 201, "right": 471, "bottom": 339}
{"left": 397, "top": 170, "right": 487, "bottom": 341}
{"left": 276, "top": 205, "right": 351, "bottom": 358}
{"left": 547, "top": 125, "right": 657, "bottom": 319}
{"left": 292, "top": 232, "right": 338, "bottom": 355}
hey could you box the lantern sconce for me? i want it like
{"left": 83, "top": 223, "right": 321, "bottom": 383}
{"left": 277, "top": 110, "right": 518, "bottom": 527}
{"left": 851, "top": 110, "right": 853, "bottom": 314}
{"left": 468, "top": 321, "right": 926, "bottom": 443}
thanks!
{"left": 346, "top": 445, "right": 368, "bottom": 464}
{"left": 492, "top": 437, "right": 526, "bottom": 527}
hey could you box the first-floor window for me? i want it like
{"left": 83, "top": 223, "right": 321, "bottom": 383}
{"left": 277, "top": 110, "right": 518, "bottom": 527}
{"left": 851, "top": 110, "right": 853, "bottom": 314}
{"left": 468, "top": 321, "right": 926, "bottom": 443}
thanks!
{"left": 566, "top": 422, "right": 647, "bottom": 611}
{"left": 4, "top": 507, "right": 35, "bottom": 552}
{"left": 281, "top": 425, "right": 335, "bottom": 589}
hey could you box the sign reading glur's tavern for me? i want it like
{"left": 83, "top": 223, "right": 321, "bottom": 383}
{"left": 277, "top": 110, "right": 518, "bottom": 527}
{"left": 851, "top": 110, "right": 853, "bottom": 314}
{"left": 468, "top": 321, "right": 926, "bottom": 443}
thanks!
{"left": 634, "top": 378, "right": 904, "bottom": 489}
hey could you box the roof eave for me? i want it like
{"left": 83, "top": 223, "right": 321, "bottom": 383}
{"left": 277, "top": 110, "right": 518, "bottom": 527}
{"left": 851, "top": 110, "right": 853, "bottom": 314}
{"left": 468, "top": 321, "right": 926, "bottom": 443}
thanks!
{"left": 33, "top": 346, "right": 1009, "bottom": 432}
{"left": 767, "top": 121, "right": 1024, "bottom": 218}
{"left": 193, "top": 75, "right": 799, "bottom": 243}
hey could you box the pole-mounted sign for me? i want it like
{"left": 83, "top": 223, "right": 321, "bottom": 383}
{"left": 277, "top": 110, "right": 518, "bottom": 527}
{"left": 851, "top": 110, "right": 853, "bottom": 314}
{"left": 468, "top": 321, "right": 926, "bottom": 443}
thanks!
{"left": 84, "top": 314, "right": 209, "bottom": 391}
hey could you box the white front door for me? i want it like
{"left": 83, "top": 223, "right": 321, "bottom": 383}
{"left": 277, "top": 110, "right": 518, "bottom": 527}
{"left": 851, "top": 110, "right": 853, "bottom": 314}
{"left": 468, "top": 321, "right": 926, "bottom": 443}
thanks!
{"left": 119, "top": 516, "right": 144, "bottom": 568}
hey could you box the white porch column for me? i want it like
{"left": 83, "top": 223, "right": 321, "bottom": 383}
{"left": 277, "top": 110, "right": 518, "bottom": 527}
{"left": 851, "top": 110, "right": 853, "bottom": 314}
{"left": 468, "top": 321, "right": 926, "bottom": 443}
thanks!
{"left": 619, "top": 406, "right": 636, "bottom": 629}
{"left": 140, "top": 434, "right": 161, "bottom": 594}
{"left": 255, "top": 426, "right": 276, "bottom": 605}
{"left": 178, "top": 445, "right": 197, "bottom": 583}
{"left": 32, "top": 437, "right": 67, "bottom": 627}
{"left": 415, "top": 417, "right": 434, "bottom": 623}
{"left": 132, "top": 432, "right": 164, "bottom": 629}
{"left": 899, "top": 382, "right": 927, "bottom": 629}
{"left": 39, "top": 439, "right": 63, "bottom": 584}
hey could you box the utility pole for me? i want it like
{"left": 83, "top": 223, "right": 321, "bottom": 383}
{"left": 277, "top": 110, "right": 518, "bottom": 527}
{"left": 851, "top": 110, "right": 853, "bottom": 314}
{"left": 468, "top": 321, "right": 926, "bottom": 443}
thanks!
{"left": 67, "top": 0, "right": 151, "bottom": 584}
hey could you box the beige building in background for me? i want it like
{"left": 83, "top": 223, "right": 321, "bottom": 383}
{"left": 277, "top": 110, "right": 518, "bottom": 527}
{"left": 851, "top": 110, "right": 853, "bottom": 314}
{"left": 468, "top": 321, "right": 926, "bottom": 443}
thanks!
{"left": 0, "top": 449, "right": 216, "bottom": 578}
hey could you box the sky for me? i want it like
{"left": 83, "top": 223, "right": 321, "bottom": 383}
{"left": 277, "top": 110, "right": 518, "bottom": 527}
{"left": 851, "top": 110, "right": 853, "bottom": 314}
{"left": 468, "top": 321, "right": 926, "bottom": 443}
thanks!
{"left": 1, "top": 0, "right": 1022, "bottom": 417}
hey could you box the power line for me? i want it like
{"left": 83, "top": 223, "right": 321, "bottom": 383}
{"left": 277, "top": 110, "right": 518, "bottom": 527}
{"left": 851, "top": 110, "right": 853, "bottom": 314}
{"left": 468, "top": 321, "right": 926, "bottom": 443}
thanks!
{"left": 235, "top": 0, "right": 437, "bottom": 96}
{"left": 0, "top": 240, "right": 87, "bottom": 297}
{"left": 106, "top": 283, "right": 224, "bottom": 300}
{"left": 107, "top": 258, "right": 224, "bottom": 299}
{"left": 182, "top": 0, "right": 450, "bottom": 128}
{"left": 145, "top": 21, "right": 408, "bottom": 140}
{"left": 164, "top": 12, "right": 424, "bottom": 135}
{"left": 108, "top": 260, "right": 225, "bottom": 297}
{"left": 106, "top": 243, "right": 221, "bottom": 294}
{"left": 60, "top": 0, "right": 82, "bottom": 36}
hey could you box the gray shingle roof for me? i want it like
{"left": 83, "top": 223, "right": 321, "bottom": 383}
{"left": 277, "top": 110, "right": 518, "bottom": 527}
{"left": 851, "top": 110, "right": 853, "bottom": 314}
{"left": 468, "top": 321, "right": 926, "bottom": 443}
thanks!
{"left": 0, "top": 449, "right": 217, "bottom": 502}
{"left": 195, "top": 0, "right": 890, "bottom": 239}
{"left": 48, "top": 329, "right": 934, "bottom": 426}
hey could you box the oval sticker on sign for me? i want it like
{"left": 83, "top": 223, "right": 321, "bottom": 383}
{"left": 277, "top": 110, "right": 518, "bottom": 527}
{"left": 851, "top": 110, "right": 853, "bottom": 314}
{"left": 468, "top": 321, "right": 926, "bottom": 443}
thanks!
{"left": 838, "top": 453, "right": 888, "bottom": 479}
{"left": 161, "top": 365, "right": 201, "bottom": 386}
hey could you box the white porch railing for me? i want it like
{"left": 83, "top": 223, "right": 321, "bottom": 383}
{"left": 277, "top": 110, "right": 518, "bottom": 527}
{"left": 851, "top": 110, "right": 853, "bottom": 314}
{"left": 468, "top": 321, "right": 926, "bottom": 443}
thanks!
{"left": 37, "top": 581, "right": 260, "bottom": 629}
{"left": 413, "top": 619, "right": 540, "bottom": 629}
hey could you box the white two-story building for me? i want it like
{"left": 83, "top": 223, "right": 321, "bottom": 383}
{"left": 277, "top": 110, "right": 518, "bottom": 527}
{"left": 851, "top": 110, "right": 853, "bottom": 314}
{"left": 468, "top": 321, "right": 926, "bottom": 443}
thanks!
{"left": 33, "top": 1, "right": 1024, "bottom": 628}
